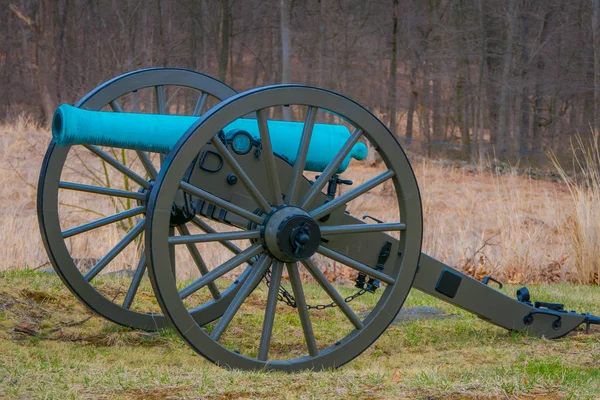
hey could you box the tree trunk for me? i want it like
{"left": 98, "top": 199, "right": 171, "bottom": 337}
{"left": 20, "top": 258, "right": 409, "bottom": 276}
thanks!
{"left": 497, "top": 0, "right": 517, "bottom": 158}
{"left": 406, "top": 64, "right": 418, "bottom": 141}
{"left": 455, "top": 65, "right": 470, "bottom": 157}
{"left": 218, "top": 0, "right": 230, "bottom": 83}
{"left": 517, "top": 11, "right": 530, "bottom": 152}
{"left": 318, "top": 0, "right": 327, "bottom": 88}
{"left": 405, "top": 0, "right": 428, "bottom": 142}
{"left": 431, "top": 1, "right": 442, "bottom": 142}
{"left": 12, "top": 0, "right": 61, "bottom": 123}
{"left": 280, "top": 0, "right": 292, "bottom": 120}
{"left": 431, "top": 68, "right": 442, "bottom": 141}
{"left": 421, "top": 61, "right": 431, "bottom": 157}
{"left": 531, "top": 9, "right": 552, "bottom": 151}
{"left": 200, "top": 0, "right": 210, "bottom": 73}
{"left": 453, "top": 0, "right": 470, "bottom": 159}
{"left": 36, "top": 0, "right": 58, "bottom": 123}
{"left": 475, "top": 0, "right": 487, "bottom": 164}
{"left": 593, "top": 0, "right": 600, "bottom": 143}
{"left": 55, "top": 0, "right": 70, "bottom": 104}
{"left": 2, "top": 7, "right": 12, "bottom": 118}
{"left": 388, "top": 0, "right": 399, "bottom": 136}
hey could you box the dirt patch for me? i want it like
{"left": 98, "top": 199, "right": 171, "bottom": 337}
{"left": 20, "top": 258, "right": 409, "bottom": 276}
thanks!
{"left": 11, "top": 326, "right": 173, "bottom": 348}
{"left": 213, "top": 390, "right": 266, "bottom": 400}
{"left": 390, "top": 306, "right": 459, "bottom": 325}
{"left": 20, "top": 289, "right": 58, "bottom": 303}
{"left": 1, "top": 290, "right": 52, "bottom": 324}
{"left": 117, "top": 386, "right": 187, "bottom": 400}
{"left": 415, "top": 389, "right": 565, "bottom": 400}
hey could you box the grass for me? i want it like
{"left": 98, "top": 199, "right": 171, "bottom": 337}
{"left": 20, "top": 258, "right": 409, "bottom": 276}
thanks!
{"left": 552, "top": 136, "right": 600, "bottom": 284}
{"left": 1, "top": 269, "right": 599, "bottom": 399}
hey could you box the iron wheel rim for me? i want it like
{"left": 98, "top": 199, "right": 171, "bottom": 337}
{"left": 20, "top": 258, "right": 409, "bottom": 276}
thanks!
{"left": 146, "top": 84, "right": 423, "bottom": 370}
{"left": 37, "top": 68, "right": 243, "bottom": 330}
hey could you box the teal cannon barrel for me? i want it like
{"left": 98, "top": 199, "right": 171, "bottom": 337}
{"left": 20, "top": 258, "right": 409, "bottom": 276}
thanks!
{"left": 52, "top": 104, "right": 368, "bottom": 173}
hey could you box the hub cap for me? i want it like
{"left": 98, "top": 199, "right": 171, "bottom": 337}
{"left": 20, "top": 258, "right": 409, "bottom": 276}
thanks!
{"left": 263, "top": 206, "right": 321, "bottom": 262}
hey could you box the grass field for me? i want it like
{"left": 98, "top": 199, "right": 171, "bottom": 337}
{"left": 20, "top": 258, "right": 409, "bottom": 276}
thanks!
{"left": 2, "top": 119, "right": 600, "bottom": 399}
{"left": 1, "top": 269, "right": 599, "bottom": 399}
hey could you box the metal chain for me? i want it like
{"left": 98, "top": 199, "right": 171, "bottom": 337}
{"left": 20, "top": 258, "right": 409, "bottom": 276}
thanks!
{"left": 263, "top": 269, "right": 368, "bottom": 310}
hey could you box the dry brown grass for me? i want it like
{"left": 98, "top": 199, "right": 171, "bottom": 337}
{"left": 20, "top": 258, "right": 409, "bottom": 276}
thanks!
{"left": 552, "top": 137, "right": 600, "bottom": 284}
{"left": 343, "top": 159, "right": 573, "bottom": 284}
{"left": 0, "top": 117, "right": 596, "bottom": 284}
{"left": 0, "top": 115, "right": 48, "bottom": 269}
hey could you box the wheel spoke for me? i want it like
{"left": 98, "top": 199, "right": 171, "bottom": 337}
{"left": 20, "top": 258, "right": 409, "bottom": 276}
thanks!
{"left": 258, "top": 261, "right": 283, "bottom": 361}
{"left": 122, "top": 253, "right": 147, "bottom": 309}
{"left": 109, "top": 100, "right": 123, "bottom": 112}
{"left": 286, "top": 107, "right": 317, "bottom": 205}
{"left": 319, "top": 222, "right": 405, "bottom": 236}
{"left": 179, "top": 243, "right": 263, "bottom": 299}
{"left": 180, "top": 181, "right": 264, "bottom": 225}
{"left": 310, "top": 170, "right": 395, "bottom": 220}
{"left": 286, "top": 263, "right": 318, "bottom": 357}
{"left": 109, "top": 100, "right": 157, "bottom": 178}
{"left": 211, "top": 255, "right": 272, "bottom": 341}
{"left": 193, "top": 92, "right": 208, "bottom": 116}
{"left": 300, "top": 128, "right": 363, "bottom": 209}
{"left": 84, "top": 145, "right": 150, "bottom": 189}
{"left": 211, "top": 137, "right": 272, "bottom": 213}
{"left": 317, "top": 245, "right": 395, "bottom": 285}
{"left": 189, "top": 217, "right": 257, "bottom": 266}
{"left": 155, "top": 85, "right": 166, "bottom": 114}
{"left": 300, "top": 258, "right": 364, "bottom": 330}
{"left": 59, "top": 181, "right": 146, "bottom": 200}
{"left": 84, "top": 218, "right": 145, "bottom": 282}
{"left": 176, "top": 224, "right": 221, "bottom": 300}
{"left": 169, "top": 229, "right": 261, "bottom": 245}
{"left": 156, "top": 85, "right": 167, "bottom": 165}
{"left": 136, "top": 151, "right": 158, "bottom": 179}
{"left": 62, "top": 206, "right": 145, "bottom": 238}
{"left": 257, "top": 109, "right": 283, "bottom": 206}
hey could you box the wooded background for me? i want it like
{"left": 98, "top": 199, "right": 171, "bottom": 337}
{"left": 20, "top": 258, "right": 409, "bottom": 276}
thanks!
{"left": 2, "top": 0, "right": 600, "bottom": 163}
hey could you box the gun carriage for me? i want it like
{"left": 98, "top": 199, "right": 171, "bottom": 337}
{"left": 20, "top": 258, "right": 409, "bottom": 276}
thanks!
{"left": 38, "top": 68, "right": 600, "bottom": 371}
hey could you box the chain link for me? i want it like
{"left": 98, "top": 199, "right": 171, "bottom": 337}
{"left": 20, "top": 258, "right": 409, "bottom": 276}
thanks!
{"left": 263, "top": 269, "right": 368, "bottom": 310}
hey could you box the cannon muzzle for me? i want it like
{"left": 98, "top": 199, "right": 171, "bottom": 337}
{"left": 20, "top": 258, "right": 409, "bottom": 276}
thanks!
{"left": 52, "top": 104, "right": 367, "bottom": 173}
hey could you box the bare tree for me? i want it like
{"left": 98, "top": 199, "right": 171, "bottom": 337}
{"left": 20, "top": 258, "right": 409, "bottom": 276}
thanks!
{"left": 281, "top": 0, "right": 292, "bottom": 120}
{"left": 218, "top": 0, "right": 230, "bottom": 83}
{"left": 10, "top": 1, "right": 59, "bottom": 122}
{"left": 388, "top": 0, "right": 399, "bottom": 135}
{"left": 496, "top": 0, "right": 517, "bottom": 156}
{"left": 594, "top": 0, "right": 600, "bottom": 143}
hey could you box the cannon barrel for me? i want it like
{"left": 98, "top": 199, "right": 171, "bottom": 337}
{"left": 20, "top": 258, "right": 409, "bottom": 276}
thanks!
{"left": 52, "top": 104, "right": 367, "bottom": 173}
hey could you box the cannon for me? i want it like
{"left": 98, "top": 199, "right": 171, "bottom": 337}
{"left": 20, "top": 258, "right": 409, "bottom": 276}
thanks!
{"left": 38, "top": 68, "right": 600, "bottom": 372}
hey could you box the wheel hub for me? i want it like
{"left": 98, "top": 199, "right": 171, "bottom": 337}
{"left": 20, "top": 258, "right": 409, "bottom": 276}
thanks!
{"left": 263, "top": 207, "right": 321, "bottom": 262}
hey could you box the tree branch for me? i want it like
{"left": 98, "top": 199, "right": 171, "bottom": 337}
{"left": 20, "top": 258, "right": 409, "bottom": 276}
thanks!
{"left": 9, "top": 4, "right": 35, "bottom": 30}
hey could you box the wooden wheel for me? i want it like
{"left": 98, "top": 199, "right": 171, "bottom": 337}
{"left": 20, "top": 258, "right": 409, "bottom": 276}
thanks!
{"left": 146, "top": 85, "right": 423, "bottom": 370}
{"left": 37, "top": 68, "right": 248, "bottom": 330}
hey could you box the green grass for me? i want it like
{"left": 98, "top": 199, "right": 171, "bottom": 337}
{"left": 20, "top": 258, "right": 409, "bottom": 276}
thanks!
{"left": 1, "top": 269, "right": 599, "bottom": 399}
